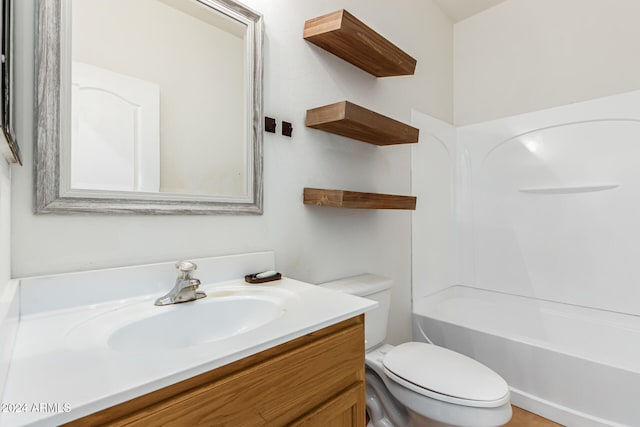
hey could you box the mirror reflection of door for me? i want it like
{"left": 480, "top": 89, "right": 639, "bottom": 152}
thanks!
{"left": 70, "top": 0, "right": 249, "bottom": 197}
{"left": 71, "top": 62, "right": 160, "bottom": 192}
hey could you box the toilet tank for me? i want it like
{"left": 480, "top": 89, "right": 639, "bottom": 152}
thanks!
{"left": 319, "top": 274, "right": 392, "bottom": 350}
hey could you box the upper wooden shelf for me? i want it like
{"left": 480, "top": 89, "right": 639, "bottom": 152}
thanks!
{"left": 303, "top": 9, "right": 417, "bottom": 77}
{"left": 306, "top": 101, "right": 419, "bottom": 146}
{"left": 304, "top": 188, "right": 416, "bottom": 210}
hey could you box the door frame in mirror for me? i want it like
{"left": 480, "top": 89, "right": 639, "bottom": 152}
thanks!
{"left": 1, "top": 0, "right": 20, "bottom": 165}
{"left": 35, "top": 0, "right": 263, "bottom": 214}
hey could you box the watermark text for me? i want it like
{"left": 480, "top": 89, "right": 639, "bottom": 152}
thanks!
{"left": 1, "top": 402, "right": 71, "bottom": 413}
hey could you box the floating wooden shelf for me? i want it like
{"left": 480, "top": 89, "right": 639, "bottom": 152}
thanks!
{"left": 304, "top": 188, "right": 416, "bottom": 210}
{"left": 306, "top": 101, "right": 419, "bottom": 146}
{"left": 304, "top": 10, "right": 416, "bottom": 77}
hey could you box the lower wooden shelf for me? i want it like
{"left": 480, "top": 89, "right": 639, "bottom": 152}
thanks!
{"left": 304, "top": 188, "right": 416, "bottom": 210}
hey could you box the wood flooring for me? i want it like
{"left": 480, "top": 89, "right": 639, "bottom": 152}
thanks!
{"left": 505, "top": 406, "right": 564, "bottom": 426}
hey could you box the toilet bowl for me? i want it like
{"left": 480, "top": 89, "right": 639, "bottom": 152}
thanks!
{"left": 365, "top": 343, "right": 511, "bottom": 427}
{"left": 319, "top": 274, "right": 512, "bottom": 427}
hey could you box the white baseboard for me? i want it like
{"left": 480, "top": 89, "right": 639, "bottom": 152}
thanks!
{"left": 510, "top": 387, "right": 628, "bottom": 427}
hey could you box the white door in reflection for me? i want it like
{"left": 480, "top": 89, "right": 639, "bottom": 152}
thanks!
{"left": 70, "top": 62, "right": 160, "bottom": 192}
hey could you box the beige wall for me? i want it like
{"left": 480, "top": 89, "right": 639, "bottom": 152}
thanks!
{"left": 454, "top": 0, "right": 640, "bottom": 125}
{"left": 13, "top": 0, "right": 453, "bottom": 345}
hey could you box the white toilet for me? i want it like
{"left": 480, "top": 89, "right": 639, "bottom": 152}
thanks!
{"left": 319, "top": 274, "right": 512, "bottom": 427}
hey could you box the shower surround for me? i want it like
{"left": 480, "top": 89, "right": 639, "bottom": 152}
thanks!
{"left": 411, "top": 90, "right": 640, "bottom": 426}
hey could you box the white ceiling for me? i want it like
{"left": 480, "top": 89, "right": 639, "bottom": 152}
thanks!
{"left": 434, "top": 0, "right": 509, "bottom": 22}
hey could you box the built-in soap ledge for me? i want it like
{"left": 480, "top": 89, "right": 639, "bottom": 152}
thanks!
{"left": 518, "top": 184, "right": 620, "bottom": 194}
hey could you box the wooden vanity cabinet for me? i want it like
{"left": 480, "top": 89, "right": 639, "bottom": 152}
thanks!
{"left": 65, "top": 315, "right": 366, "bottom": 427}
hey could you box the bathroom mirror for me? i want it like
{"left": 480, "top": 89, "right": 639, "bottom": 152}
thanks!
{"left": 35, "top": 0, "right": 263, "bottom": 214}
{"left": 1, "top": 0, "right": 20, "bottom": 164}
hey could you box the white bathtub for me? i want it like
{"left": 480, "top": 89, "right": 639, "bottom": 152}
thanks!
{"left": 412, "top": 286, "right": 640, "bottom": 427}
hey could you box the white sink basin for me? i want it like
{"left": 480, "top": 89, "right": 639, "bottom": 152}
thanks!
{"left": 109, "top": 297, "right": 282, "bottom": 351}
{"left": 65, "top": 286, "right": 291, "bottom": 352}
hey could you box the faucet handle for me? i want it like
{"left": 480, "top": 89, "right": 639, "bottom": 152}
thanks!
{"left": 176, "top": 260, "right": 197, "bottom": 274}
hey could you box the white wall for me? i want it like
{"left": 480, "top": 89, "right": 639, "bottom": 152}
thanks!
{"left": 454, "top": 0, "right": 640, "bottom": 125}
{"left": 12, "top": 0, "right": 453, "bottom": 345}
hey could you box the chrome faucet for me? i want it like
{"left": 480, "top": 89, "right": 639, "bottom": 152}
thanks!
{"left": 155, "top": 261, "right": 206, "bottom": 306}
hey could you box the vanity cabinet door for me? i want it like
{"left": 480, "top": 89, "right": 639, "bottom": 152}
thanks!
{"left": 291, "top": 382, "right": 366, "bottom": 427}
{"left": 66, "top": 316, "right": 365, "bottom": 427}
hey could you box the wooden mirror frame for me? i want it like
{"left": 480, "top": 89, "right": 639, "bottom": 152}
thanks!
{"left": 35, "top": 0, "right": 263, "bottom": 214}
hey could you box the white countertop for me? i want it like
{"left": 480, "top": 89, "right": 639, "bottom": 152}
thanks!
{"left": 1, "top": 254, "right": 375, "bottom": 426}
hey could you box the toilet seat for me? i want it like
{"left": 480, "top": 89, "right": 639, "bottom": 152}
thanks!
{"left": 382, "top": 342, "right": 510, "bottom": 408}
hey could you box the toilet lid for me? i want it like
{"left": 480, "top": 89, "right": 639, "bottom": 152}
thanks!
{"left": 382, "top": 342, "right": 510, "bottom": 408}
